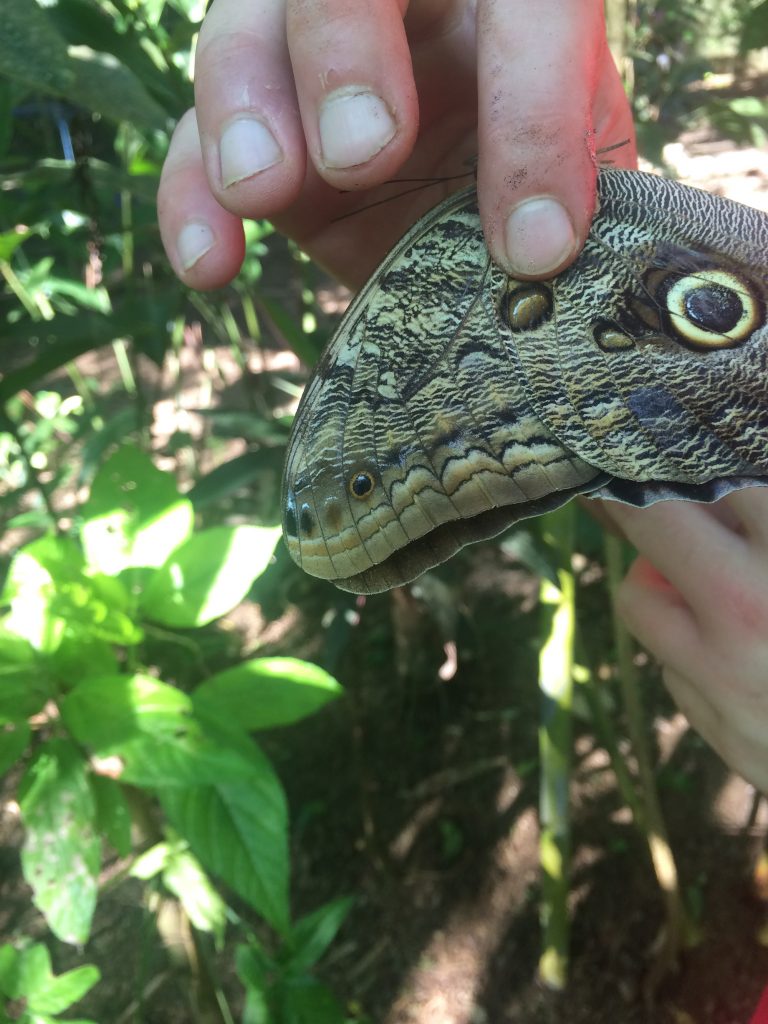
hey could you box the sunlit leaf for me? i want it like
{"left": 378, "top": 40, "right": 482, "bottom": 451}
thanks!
{"left": 61, "top": 674, "right": 272, "bottom": 787}
{"left": 0, "top": 941, "right": 100, "bottom": 1013}
{"left": 141, "top": 525, "right": 281, "bottom": 628}
{"left": 19, "top": 739, "right": 101, "bottom": 945}
{"left": 162, "top": 847, "right": 227, "bottom": 944}
{"left": 193, "top": 658, "right": 342, "bottom": 731}
{"left": 82, "top": 445, "right": 193, "bottom": 576}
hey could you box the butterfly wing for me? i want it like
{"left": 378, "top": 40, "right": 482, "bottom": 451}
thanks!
{"left": 282, "top": 171, "right": 768, "bottom": 594}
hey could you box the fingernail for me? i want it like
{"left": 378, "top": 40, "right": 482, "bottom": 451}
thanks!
{"left": 219, "top": 117, "right": 282, "bottom": 188}
{"left": 177, "top": 221, "right": 214, "bottom": 271}
{"left": 319, "top": 89, "right": 396, "bottom": 169}
{"left": 505, "top": 197, "right": 577, "bottom": 277}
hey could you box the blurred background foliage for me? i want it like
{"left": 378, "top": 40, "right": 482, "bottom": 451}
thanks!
{"left": 1, "top": 0, "right": 768, "bottom": 1021}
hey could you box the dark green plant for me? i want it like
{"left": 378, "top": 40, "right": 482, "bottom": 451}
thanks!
{"left": 0, "top": 444, "right": 348, "bottom": 1020}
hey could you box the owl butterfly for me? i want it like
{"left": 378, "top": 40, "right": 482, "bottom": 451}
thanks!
{"left": 282, "top": 170, "right": 768, "bottom": 594}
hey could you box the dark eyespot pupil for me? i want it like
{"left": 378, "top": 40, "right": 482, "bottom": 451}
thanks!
{"left": 284, "top": 506, "right": 298, "bottom": 538}
{"left": 351, "top": 473, "right": 374, "bottom": 498}
{"left": 684, "top": 284, "right": 742, "bottom": 333}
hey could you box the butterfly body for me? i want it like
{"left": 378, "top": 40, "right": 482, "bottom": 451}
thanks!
{"left": 282, "top": 170, "right": 768, "bottom": 594}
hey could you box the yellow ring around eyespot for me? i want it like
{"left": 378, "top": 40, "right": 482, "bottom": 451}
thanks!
{"left": 349, "top": 471, "right": 375, "bottom": 500}
{"left": 666, "top": 269, "right": 759, "bottom": 348}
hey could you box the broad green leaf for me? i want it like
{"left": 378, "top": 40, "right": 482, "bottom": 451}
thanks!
{"left": 61, "top": 675, "right": 269, "bottom": 787}
{"left": 5, "top": 941, "right": 51, "bottom": 1000}
{"left": 1, "top": 535, "right": 84, "bottom": 652}
{"left": 19, "top": 740, "right": 100, "bottom": 945}
{"left": 141, "top": 525, "right": 281, "bottom": 628}
{"left": 90, "top": 775, "right": 132, "bottom": 857}
{"left": 50, "top": 634, "right": 119, "bottom": 687}
{"left": 278, "top": 978, "right": 347, "bottom": 1024}
{"left": 28, "top": 965, "right": 100, "bottom": 1016}
{"left": 1, "top": 535, "right": 142, "bottom": 651}
{"left": 160, "top": 743, "right": 289, "bottom": 933}
{"left": 188, "top": 451, "right": 285, "bottom": 509}
{"left": 0, "top": 627, "right": 50, "bottom": 718}
{"left": 49, "top": 573, "right": 143, "bottom": 647}
{"left": 0, "top": 0, "right": 167, "bottom": 131}
{"left": 242, "top": 987, "right": 271, "bottom": 1024}
{"left": 0, "top": 721, "right": 30, "bottom": 778}
{"left": 162, "top": 848, "right": 227, "bottom": 944}
{"left": 193, "top": 658, "right": 342, "bottom": 731}
{"left": 0, "top": 942, "right": 100, "bottom": 1014}
{"left": 82, "top": 445, "right": 193, "bottom": 576}
{"left": 742, "top": 0, "right": 768, "bottom": 50}
{"left": 286, "top": 897, "right": 354, "bottom": 975}
{"left": 48, "top": 0, "right": 187, "bottom": 114}
{"left": 0, "top": 943, "right": 20, "bottom": 996}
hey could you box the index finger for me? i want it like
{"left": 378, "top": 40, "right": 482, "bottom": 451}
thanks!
{"left": 476, "top": 0, "right": 630, "bottom": 278}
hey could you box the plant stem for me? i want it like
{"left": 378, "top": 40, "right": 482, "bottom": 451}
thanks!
{"left": 604, "top": 532, "right": 692, "bottom": 980}
{"left": 537, "top": 503, "right": 576, "bottom": 990}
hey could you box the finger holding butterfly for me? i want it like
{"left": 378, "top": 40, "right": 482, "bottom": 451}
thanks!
{"left": 158, "top": 0, "right": 635, "bottom": 289}
{"left": 604, "top": 492, "right": 768, "bottom": 792}
{"left": 476, "top": 0, "right": 637, "bottom": 280}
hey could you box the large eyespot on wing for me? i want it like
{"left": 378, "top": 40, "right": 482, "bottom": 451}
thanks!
{"left": 663, "top": 269, "right": 762, "bottom": 350}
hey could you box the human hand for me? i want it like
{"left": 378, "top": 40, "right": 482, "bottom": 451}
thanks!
{"left": 604, "top": 491, "right": 768, "bottom": 794}
{"left": 157, "top": 0, "right": 636, "bottom": 291}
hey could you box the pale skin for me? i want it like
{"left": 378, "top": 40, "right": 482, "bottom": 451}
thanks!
{"left": 157, "top": 0, "right": 768, "bottom": 793}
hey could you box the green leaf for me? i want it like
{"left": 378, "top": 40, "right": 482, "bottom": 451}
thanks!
{"left": 286, "top": 897, "right": 354, "bottom": 975}
{"left": 0, "top": 0, "right": 167, "bottom": 132}
{"left": 1, "top": 535, "right": 143, "bottom": 651}
{"left": 61, "top": 675, "right": 271, "bottom": 787}
{"left": 82, "top": 445, "right": 193, "bottom": 576}
{"left": 162, "top": 848, "right": 227, "bottom": 944}
{"left": 188, "top": 451, "right": 286, "bottom": 509}
{"left": 1, "top": 535, "right": 84, "bottom": 652}
{"left": 50, "top": 634, "right": 119, "bottom": 687}
{"left": 48, "top": 0, "right": 188, "bottom": 115}
{"left": 0, "top": 942, "right": 100, "bottom": 1014}
{"left": 0, "top": 627, "right": 50, "bottom": 718}
{"left": 279, "top": 978, "right": 347, "bottom": 1024}
{"left": 0, "top": 720, "right": 30, "bottom": 778}
{"left": 193, "top": 658, "right": 342, "bottom": 731}
{"left": 742, "top": 0, "right": 768, "bottom": 50}
{"left": 28, "top": 963, "right": 101, "bottom": 1016}
{"left": 19, "top": 740, "right": 100, "bottom": 945}
{"left": 141, "top": 525, "right": 281, "bottom": 628}
{"left": 90, "top": 775, "right": 132, "bottom": 857}
{"left": 0, "top": 227, "right": 30, "bottom": 261}
{"left": 160, "top": 742, "right": 289, "bottom": 933}
{"left": 130, "top": 841, "right": 172, "bottom": 880}
{"left": 0, "top": 943, "right": 20, "bottom": 996}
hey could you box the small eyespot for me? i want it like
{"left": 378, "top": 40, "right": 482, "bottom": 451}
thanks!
{"left": 594, "top": 319, "right": 635, "bottom": 352}
{"left": 501, "top": 283, "right": 553, "bottom": 332}
{"left": 665, "top": 269, "right": 761, "bottom": 350}
{"left": 349, "top": 471, "right": 375, "bottom": 500}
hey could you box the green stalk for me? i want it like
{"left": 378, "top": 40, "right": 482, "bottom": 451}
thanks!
{"left": 537, "top": 503, "right": 576, "bottom": 990}
{"left": 604, "top": 532, "right": 692, "bottom": 978}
